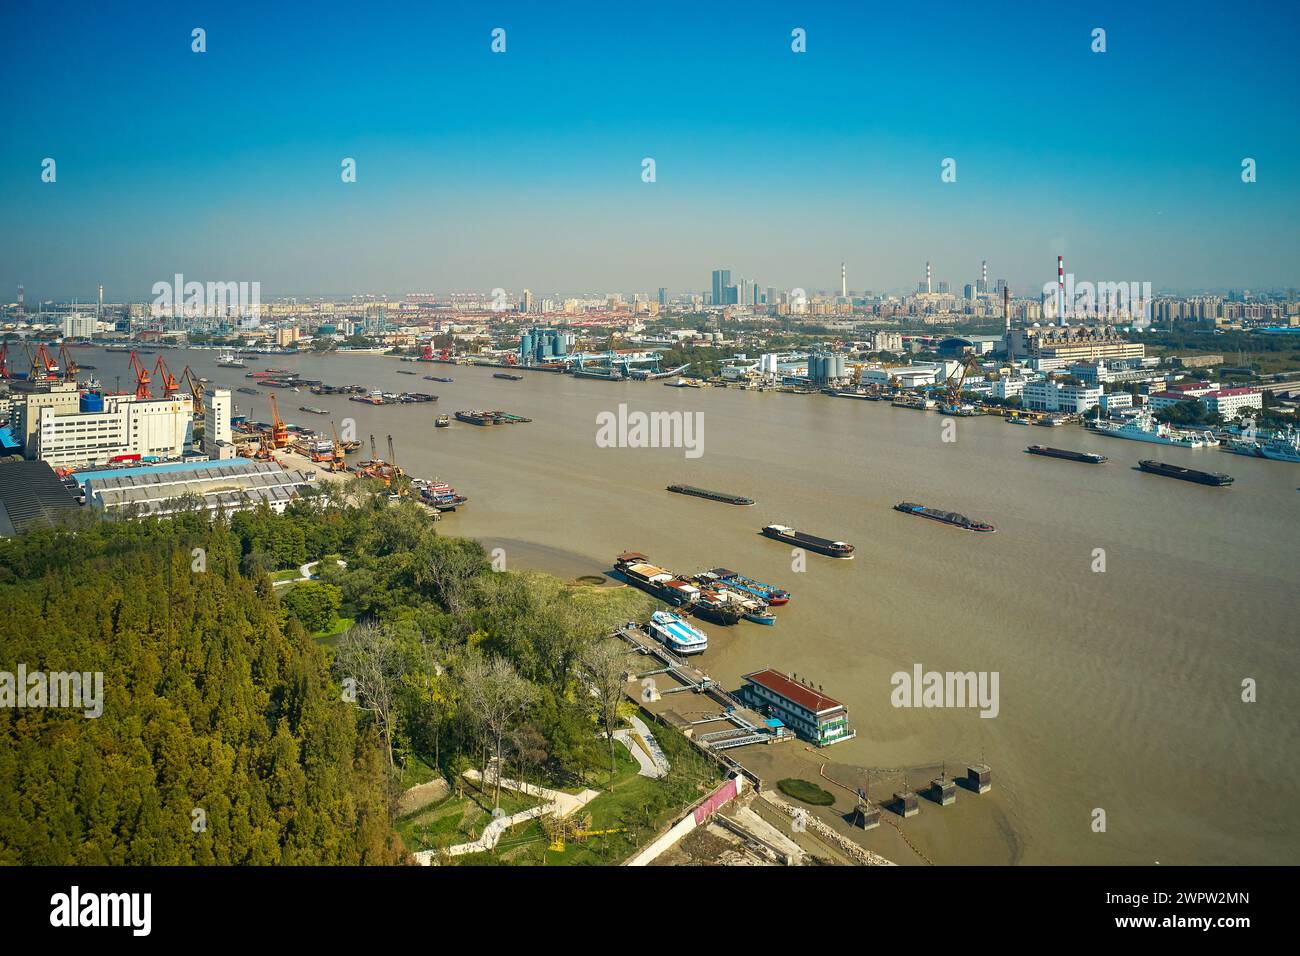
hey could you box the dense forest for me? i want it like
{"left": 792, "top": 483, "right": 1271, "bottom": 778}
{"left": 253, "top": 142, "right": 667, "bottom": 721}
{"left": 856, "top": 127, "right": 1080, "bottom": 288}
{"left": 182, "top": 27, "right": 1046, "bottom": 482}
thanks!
{"left": 0, "top": 484, "right": 662, "bottom": 864}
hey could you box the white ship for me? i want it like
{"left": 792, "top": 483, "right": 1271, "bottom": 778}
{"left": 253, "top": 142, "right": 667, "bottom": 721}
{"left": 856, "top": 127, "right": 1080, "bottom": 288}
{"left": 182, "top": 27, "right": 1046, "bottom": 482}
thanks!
{"left": 216, "top": 351, "right": 246, "bottom": 368}
{"left": 1227, "top": 427, "right": 1300, "bottom": 463}
{"left": 1090, "top": 409, "right": 1214, "bottom": 448}
{"left": 644, "top": 610, "right": 708, "bottom": 656}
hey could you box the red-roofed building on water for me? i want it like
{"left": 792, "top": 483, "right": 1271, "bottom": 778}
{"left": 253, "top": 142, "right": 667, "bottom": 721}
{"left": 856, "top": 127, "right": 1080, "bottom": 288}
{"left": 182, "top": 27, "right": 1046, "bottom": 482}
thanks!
{"left": 739, "top": 669, "right": 855, "bottom": 747}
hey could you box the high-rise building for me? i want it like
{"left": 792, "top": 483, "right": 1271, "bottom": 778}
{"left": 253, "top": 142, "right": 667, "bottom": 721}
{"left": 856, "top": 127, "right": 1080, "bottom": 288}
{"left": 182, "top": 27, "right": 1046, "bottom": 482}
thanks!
{"left": 520, "top": 289, "right": 533, "bottom": 313}
{"left": 711, "top": 269, "right": 731, "bottom": 306}
{"left": 657, "top": 287, "right": 667, "bottom": 307}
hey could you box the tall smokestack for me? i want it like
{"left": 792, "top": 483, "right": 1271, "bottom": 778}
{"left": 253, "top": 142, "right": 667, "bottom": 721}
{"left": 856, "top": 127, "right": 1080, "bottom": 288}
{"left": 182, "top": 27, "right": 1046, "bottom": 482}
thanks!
{"left": 16, "top": 285, "right": 24, "bottom": 320}
{"left": 1003, "top": 285, "right": 1010, "bottom": 333}
{"left": 841, "top": 262, "right": 846, "bottom": 298}
{"left": 981, "top": 260, "right": 987, "bottom": 292}
{"left": 1057, "top": 255, "right": 1066, "bottom": 325}
{"left": 97, "top": 284, "right": 103, "bottom": 319}
{"left": 926, "top": 261, "right": 932, "bottom": 295}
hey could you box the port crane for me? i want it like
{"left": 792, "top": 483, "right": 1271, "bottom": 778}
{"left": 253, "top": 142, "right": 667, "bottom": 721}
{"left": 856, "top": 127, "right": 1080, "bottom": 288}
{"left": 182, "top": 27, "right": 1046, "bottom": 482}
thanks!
{"left": 181, "top": 366, "right": 205, "bottom": 417}
{"left": 58, "top": 343, "right": 79, "bottom": 382}
{"left": 940, "top": 354, "right": 983, "bottom": 408}
{"left": 28, "top": 342, "right": 59, "bottom": 383}
{"left": 153, "top": 355, "right": 180, "bottom": 399}
{"left": 128, "top": 351, "right": 153, "bottom": 399}
{"left": 0, "top": 342, "right": 10, "bottom": 381}
{"left": 326, "top": 421, "right": 347, "bottom": 471}
{"left": 267, "top": 393, "right": 289, "bottom": 448}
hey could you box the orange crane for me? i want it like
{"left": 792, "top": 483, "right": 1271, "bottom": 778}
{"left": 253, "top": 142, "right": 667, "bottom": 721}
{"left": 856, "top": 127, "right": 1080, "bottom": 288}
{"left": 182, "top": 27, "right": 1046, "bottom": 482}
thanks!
{"left": 29, "top": 342, "right": 58, "bottom": 383}
{"left": 128, "top": 351, "right": 153, "bottom": 399}
{"left": 153, "top": 355, "right": 180, "bottom": 398}
{"left": 0, "top": 343, "right": 9, "bottom": 380}
{"left": 58, "top": 343, "right": 79, "bottom": 382}
{"left": 267, "top": 393, "right": 289, "bottom": 448}
{"left": 181, "top": 366, "right": 205, "bottom": 416}
{"left": 941, "top": 354, "right": 983, "bottom": 407}
{"left": 328, "top": 421, "right": 347, "bottom": 471}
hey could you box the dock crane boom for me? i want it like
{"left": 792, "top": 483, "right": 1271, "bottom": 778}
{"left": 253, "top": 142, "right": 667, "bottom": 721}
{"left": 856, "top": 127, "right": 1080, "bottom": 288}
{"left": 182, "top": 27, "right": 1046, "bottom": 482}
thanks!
{"left": 181, "top": 366, "right": 205, "bottom": 416}
{"left": 128, "top": 351, "right": 153, "bottom": 399}
{"left": 153, "top": 355, "right": 180, "bottom": 398}
{"left": 58, "top": 343, "right": 79, "bottom": 382}
{"left": 0, "top": 342, "right": 9, "bottom": 380}
{"left": 29, "top": 342, "right": 58, "bottom": 383}
{"left": 267, "top": 393, "right": 289, "bottom": 448}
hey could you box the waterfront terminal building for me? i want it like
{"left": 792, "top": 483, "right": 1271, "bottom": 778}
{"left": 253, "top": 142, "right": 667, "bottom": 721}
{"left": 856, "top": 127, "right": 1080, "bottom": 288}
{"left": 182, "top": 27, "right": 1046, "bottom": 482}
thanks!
{"left": 739, "top": 669, "right": 855, "bottom": 747}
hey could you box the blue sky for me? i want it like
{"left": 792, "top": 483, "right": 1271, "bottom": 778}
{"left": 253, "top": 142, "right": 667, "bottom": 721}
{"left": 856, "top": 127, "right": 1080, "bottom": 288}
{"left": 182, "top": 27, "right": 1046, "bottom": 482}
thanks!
{"left": 2, "top": 0, "right": 1297, "bottom": 301}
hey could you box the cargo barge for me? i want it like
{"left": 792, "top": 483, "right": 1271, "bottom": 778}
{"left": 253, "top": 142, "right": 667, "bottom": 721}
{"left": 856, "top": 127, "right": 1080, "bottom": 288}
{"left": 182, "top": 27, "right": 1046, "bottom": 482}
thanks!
{"left": 894, "top": 502, "right": 995, "bottom": 532}
{"left": 1137, "top": 460, "right": 1234, "bottom": 486}
{"left": 613, "top": 552, "right": 745, "bottom": 624}
{"left": 1026, "top": 445, "right": 1107, "bottom": 464}
{"left": 759, "top": 525, "right": 855, "bottom": 558}
{"left": 666, "top": 484, "right": 754, "bottom": 506}
{"left": 688, "top": 572, "right": 775, "bottom": 625}
{"left": 454, "top": 410, "right": 532, "bottom": 425}
{"left": 494, "top": 372, "right": 524, "bottom": 381}
{"left": 707, "top": 568, "right": 790, "bottom": 605}
{"left": 298, "top": 406, "right": 329, "bottom": 415}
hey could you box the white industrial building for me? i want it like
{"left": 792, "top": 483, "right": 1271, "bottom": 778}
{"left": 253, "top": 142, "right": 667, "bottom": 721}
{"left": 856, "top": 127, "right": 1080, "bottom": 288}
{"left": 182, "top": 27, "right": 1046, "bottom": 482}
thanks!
{"left": 35, "top": 393, "right": 194, "bottom": 468}
{"left": 1021, "top": 380, "right": 1103, "bottom": 414}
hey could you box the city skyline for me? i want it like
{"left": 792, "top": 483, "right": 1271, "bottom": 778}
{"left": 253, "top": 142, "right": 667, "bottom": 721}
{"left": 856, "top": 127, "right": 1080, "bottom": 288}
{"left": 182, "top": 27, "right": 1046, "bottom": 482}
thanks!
{"left": 3, "top": 0, "right": 1299, "bottom": 299}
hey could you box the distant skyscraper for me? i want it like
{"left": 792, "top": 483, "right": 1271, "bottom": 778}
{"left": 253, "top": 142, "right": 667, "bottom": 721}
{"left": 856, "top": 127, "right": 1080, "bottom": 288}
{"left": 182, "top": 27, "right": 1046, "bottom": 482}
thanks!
{"left": 520, "top": 289, "right": 533, "bottom": 313}
{"left": 657, "top": 287, "right": 667, "bottom": 307}
{"left": 711, "top": 269, "right": 730, "bottom": 306}
{"left": 16, "top": 285, "right": 24, "bottom": 320}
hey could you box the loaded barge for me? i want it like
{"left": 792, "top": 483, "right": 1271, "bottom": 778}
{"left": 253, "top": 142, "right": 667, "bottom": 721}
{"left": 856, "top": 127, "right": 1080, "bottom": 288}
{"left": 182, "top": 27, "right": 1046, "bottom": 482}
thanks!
{"left": 894, "top": 502, "right": 995, "bottom": 532}
{"left": 494, "top": 372, "right": 524, "bottom": 381}
{"left": 612, "top": 553, "right": 747, "bottom": 625}
{"left": 1026, "top": 445, "right": 1107, "bottom": 464}
{"left": 1137, "top": 460, "right": 1234, "bottom": 486}
{"left": 454, "top": 410, "right": 532, "bottom": 425}
{"left": 759, "top": 525, "right": 855, "bottom": 558}
{"left": 666, "top": 483, "right": 754, "bottom": 506}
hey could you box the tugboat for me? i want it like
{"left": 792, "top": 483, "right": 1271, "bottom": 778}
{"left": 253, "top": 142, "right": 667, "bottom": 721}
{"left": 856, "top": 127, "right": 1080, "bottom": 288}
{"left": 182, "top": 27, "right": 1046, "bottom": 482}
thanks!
{"left": 759, "top": 525, "right": 855, "bottom": 558}
{"left": 1137, "top": 460, "right": 1234, "bottom": 486}
{"left": 435, "top": 415, "right": 451, "bottom": 428}
{"left": 894, "top": 502, "right": 995, "bottom": 532}
{"left": 644, "top": 610, "right": 708, "bottom": 656}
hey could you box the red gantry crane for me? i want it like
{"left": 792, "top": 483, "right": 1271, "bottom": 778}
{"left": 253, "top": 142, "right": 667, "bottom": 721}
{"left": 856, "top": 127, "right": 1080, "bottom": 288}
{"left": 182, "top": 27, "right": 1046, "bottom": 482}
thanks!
{"left": 153, "top": 355, "right": 180, "bottom": 398}
{"left": 128, "top": 351, "right": 153, "bottom": 399}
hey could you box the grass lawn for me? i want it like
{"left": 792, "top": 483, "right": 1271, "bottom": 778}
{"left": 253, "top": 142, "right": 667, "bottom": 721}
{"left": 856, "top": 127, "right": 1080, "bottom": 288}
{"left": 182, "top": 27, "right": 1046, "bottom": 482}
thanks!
{"left": 270, "top": 568, "right": 301, "bottom": 583}
{"left": 474, "top": 718, "right": 721, "bottom": 866}
{"left": 395, "top": 782, "right": 538, "bottom": 855}
{"left": 396, "top": 753, "right": 442, "bottom": 791}
{"left": 777, "top": 777, "right": 835, "bottom": 806}
{"left": 312, "top": 614, "right": 355, "bottom": 648}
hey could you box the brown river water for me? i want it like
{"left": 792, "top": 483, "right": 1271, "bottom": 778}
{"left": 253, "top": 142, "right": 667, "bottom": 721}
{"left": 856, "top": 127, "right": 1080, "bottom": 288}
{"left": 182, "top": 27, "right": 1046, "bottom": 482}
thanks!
{"left": 72, "top": 346, "right": 1300, "bottom": 864}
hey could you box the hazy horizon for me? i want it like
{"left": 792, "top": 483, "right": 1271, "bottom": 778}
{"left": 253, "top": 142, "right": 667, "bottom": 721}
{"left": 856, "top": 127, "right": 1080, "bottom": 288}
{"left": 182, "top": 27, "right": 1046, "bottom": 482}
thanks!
{"left": 4, "top": 0, "right": 1298, "bottom": 303}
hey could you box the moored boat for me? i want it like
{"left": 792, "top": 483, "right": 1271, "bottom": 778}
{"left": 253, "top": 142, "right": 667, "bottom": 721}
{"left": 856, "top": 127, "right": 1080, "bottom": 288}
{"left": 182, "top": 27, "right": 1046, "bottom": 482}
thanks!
{"left": 708, "top": 568, "right": 790, "bottom": 605}
{"left": 644, "top": 610, "right": 708, "bottom": 655}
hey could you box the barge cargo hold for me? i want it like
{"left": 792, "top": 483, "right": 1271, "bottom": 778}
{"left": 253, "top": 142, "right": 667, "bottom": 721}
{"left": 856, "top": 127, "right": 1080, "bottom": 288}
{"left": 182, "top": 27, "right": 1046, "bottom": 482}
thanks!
{"left": 1026, "top": 445, "right": 1107, "bottom": 464}
{"left": 759, "top": 525, "right": 855, "bottom": 558}
{"left": 894, "top": 502, "right": 995, "bottom": 532}
{"left": 1137, "top": 460, "right": 1234, "bottom": 486}
{"left": 454, "top": 410, "right": 533, "bottom": 426}
{"left": 666, "top": 483, "right": 754, "bottom": 506}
